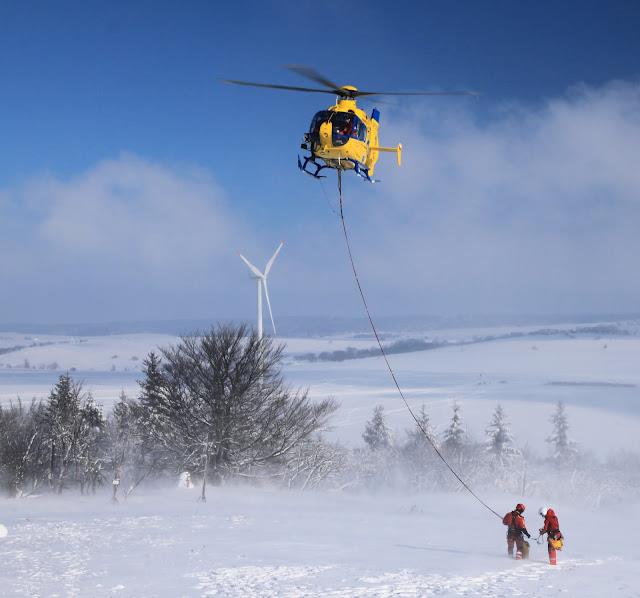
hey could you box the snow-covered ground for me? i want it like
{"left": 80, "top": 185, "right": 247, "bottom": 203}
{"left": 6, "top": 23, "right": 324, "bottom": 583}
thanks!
{"left": 0, "top": 486, "right": 638, "bottom": 597}
{"left": 1, "top": 323, "right": 639, "bottom": 596}
{"left": 288, "top": 335, "right": 640, "bottom": 455}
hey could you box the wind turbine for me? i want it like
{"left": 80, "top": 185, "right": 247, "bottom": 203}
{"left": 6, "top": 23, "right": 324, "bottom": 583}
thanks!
{"left": 238, "top": 242, "right": 284, "bottom": 339}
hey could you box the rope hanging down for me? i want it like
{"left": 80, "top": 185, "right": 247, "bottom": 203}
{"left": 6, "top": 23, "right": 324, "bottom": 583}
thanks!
{"left": 336, "top": 170, "right": 502, "bottom": 520}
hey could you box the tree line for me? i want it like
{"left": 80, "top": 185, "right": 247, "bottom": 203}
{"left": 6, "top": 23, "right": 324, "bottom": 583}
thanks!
{"left": 0, "top": 325, "right": 337, "bottom": 501}
{"left": 1, "top": 325, "right": 637, "bottom": 507}
{"left": 349, "top": 400, "right": 639, "bottom": 507}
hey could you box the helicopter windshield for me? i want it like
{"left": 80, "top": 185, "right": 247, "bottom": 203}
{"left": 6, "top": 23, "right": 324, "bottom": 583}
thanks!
{"left": 309, "top": 110, "right": 366, "bottom": 146}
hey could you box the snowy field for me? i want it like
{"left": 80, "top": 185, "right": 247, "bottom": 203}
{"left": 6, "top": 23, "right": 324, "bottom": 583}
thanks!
{"left": 1, "top": 487, "right": 639, "bottom": 597}
{"left": 1, "top": 323, "right": 639, "bottom": 596}
{"left": 288, "top": 335, "right": 640, "bottom": 456}
{"left": 2, "top": 327, "right": 638, "bottom": 456}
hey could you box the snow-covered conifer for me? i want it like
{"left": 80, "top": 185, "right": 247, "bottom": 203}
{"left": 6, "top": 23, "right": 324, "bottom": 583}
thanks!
{"left": 405, "top": 404, "right": 435, "bottom": 448}
{"left": 139, "top": 352, "right": 163, "bottom": 409}
{"left": 363, "top": 405, "right": 391, "bottom": 451}
{"left": 484, "top": 404, "right": 519, "bottom": 466}
{"left": 546, "top": 401, "right": 578, "bottom": 465}
{"left": 45, "top": 374, "right": 104, "bottom": 493}
{"left": 401, "top": 404, "right": 439, "bottom": 492}
{"left": 442, "top": 401, "right": 465, "bottom": 455}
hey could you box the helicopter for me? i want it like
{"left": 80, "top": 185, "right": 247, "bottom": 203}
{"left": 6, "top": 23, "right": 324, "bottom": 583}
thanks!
{"left": 225, "top": 65, "right": 477, "bottom": 182}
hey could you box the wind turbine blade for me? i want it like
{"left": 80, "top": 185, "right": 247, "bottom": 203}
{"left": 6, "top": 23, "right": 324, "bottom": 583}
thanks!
{"left": 239, "top": 253, "right": 264, "bottom": 278}
{"left": 264, "top": 241, "right": 284, "bottom": 276}
{"left": 263, "top": 279, "right": 277, "bottom": 336}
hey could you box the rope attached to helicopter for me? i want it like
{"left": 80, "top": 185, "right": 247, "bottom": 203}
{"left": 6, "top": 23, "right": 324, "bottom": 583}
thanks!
{"left": 335, "top": 170, "right": 502, "bottom": 520}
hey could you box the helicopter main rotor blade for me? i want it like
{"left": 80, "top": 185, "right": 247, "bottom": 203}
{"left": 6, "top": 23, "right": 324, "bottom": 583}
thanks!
{"left": 223, "top": 80, "right": 336, "bottom": 94}
{"left": 284, "top": 65, "right": 341, "bottom": 91}
{"left": 355, "top": 90, "right": 479, "bottom": 97}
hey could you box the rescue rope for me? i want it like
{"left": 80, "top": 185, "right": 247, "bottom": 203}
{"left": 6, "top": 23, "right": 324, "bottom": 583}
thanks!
{"left": 336, "top": 170, "right": 502, "bottom": 520}
{"left": 318, "top": 178, "right": 339, "bottom": 216}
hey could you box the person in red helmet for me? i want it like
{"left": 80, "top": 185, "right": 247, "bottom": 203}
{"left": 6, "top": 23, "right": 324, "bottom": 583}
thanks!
{"left": 502, "top": 503, "right": 531, "bottom": 559}
{"left": 538, "top": 507, "right": 563, "bottom": 565}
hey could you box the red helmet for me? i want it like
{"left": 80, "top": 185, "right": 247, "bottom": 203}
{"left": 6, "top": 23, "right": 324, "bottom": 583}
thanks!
{"left": 516, "top": 503, "right": 526, "bottom": 512}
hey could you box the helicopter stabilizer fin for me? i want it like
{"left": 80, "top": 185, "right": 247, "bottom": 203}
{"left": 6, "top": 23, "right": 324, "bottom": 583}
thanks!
{"left": 370, "top": 143, "right": 402, "bottom": 166}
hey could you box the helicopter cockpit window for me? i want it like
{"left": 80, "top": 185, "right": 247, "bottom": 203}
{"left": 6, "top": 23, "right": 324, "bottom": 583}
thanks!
{"left": 355, "top": 119, "right": 367, "bottom": 141}
{"left": 331, "top": 112, "right": 355, "bottom": 146}
{"left": 309, "top": 111, "right": 332, "bottom": 138}
{"left": 309, "top": 111, "right": 366, "bottom": 145}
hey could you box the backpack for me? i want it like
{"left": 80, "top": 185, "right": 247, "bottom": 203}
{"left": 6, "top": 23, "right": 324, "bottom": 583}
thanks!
{"left": 503, "top": 511, "right": 522, "bottom": 532}
{"left": 549, "top": 530, "right": 564, "bottom": 550}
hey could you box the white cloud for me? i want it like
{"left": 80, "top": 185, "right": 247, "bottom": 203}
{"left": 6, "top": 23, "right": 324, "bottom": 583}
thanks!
{"left": 342, "top": 80, "right": 640, "bottom": 314}
{"left": 27, "top": 154, "right": 237, "bottom": 273}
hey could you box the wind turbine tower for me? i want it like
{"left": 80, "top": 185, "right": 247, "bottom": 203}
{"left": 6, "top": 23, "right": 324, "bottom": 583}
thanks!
{"left": 238, "top": 242, "right": 284, "bottom": 339}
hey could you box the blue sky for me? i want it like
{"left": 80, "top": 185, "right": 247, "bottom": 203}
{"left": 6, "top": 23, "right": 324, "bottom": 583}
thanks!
{"left": 1, "top": 1, "right": 639, "bottom": 324}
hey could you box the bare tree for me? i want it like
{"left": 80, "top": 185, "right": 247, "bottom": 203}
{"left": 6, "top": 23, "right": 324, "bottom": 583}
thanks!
{"left": 105, "top": 392, "right": 136, "bottom": 502}
{"left": 281, "top": 437, "right": 346, "bottom": 490}
{"left": 105, "top": 389, "right": 166, "bottom": 501}
{"left": 140, "top": 325, "right": 337, "bottom": 501}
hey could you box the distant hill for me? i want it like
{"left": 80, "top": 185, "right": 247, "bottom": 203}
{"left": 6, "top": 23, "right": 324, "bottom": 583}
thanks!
{"left": 0, "top": 314, "right": 638, "bottom": 337}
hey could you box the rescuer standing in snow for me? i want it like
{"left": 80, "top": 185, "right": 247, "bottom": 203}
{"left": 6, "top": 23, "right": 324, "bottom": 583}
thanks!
{"left": 503, "top": 503, "right": 531, "bottom": 559}
{"left": 538, "top": 506, "right": 563, "bottom": 565}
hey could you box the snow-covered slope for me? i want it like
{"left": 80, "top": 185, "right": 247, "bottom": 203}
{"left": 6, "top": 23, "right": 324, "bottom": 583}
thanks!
{"left": 0, "top": 333, "right": 177, "bottom": 373}
{"left": 1, "top": 325, "right": 638, "bottom": 596}
{"left": 0, "top": 487, "right": 637, "bottom": 597}
{"left": 288, "top": 335, "right": 640, "bottom": 455}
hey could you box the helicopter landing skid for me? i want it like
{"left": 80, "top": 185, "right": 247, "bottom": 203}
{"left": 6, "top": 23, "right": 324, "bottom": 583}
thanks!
{"left": 298, "top": 155, "right": 379, "bottom": 183}
{"left": 298, "top": 155, "right": 329, "bottom": 179}
{"left": 349, "top": 160, "right": 378, "bottom": 184}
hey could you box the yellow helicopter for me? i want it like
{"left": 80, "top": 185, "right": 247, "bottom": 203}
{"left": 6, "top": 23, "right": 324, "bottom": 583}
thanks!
{"left": 225, "top": 65, "right": 476, "bottom": 182}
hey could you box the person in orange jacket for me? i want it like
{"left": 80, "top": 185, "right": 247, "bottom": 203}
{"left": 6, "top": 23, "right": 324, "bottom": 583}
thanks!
{"left": 502, "top": 503, "right": 531, "bottom": 559}
{"left": 538, "top": 507, "right": 563, "bottom": 565}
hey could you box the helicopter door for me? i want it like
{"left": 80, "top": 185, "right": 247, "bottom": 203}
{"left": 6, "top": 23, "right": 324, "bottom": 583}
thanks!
{"left": 309, "top": 111, "right": 331, "bottom": 141}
